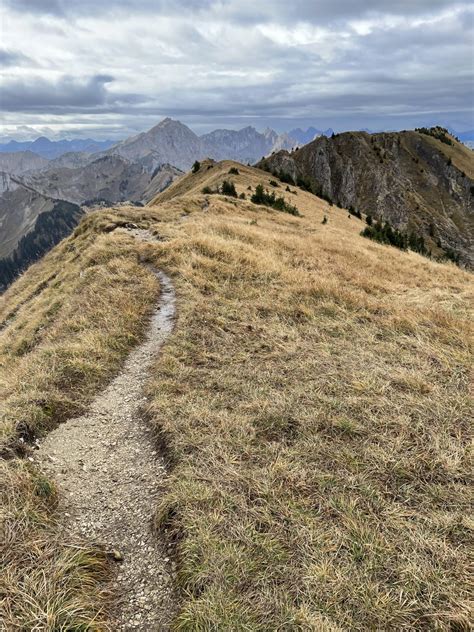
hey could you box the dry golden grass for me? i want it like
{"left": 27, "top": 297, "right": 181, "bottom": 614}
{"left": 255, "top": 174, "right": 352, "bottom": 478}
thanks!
{"left": 1, "top": 210, "right": 159, "bottom": 630}
{"left": 1, "top": 460, "right": 110, "bottom": 631}
{"left": 144, "top": 163, "right": 473, "bottom": 629}
{"left": 1, "top": 161, "right": 472, "bottom": 630}
{"left": 422, "top": 134, "right": 474, "bottom": 179}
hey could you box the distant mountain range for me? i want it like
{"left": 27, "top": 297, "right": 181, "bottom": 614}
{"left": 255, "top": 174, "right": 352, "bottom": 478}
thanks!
{"left": 2, "top": 125, "right": 472, "bottom": 164}
{"left": 96, "top": 118, "right": 296, "bottom": 170}
{"left": 0, "top": 118, "right": 297, "bottom": 290}
{"left": 0, "top": 137, "right": 115, "bottom": 159}
{"left": 0, "top": 120, "right": 297, "bottom": 169}
{"left": 1, "top": 119, "right": 472, "bottom": 292}
{"left": 288, "top": 127, "right": 335, "bottom": 145}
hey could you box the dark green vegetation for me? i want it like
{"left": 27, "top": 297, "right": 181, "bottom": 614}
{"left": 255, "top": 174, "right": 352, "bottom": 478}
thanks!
{"left": 415, "top": 126, "right": 456, "bottom": 146}
{"left": 250, "top": 184, "right": 300, "bottom": 216}
{"left": 0, "top": 201, "right": 84, "bottom": 293}
{"left": 202, "top": 180, "right": 238, "bottom": 197}
{"left": 361, "top": 218, "right": 429, "bottom": 256}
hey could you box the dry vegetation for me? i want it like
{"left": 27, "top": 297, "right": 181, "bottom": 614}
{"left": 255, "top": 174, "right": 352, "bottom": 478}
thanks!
{"left": 1, "top": 160, "right": 472, "bottom": 630}
{"left": 1, "top": 211, "right": 159, "bottom": 630}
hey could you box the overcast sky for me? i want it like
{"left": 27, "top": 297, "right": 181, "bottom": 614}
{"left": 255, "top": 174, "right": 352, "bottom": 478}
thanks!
{"left": 0, "top": 0, "right": 473, "bottom": 140}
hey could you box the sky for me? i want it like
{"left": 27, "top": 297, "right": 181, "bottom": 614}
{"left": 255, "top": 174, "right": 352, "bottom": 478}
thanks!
{"left": 0, "top": 0, "right": 473, "bottom": 141}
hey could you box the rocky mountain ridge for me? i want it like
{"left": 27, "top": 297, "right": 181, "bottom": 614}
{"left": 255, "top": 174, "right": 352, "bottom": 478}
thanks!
{"left": 259, "top": 128, "right": 474, "bottom": 267}
{"left": 101, "top": 118, "right": 296, "bottom": 170}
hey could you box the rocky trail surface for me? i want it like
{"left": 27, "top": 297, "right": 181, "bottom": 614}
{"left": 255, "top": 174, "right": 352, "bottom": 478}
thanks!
{"left": 35, "top": 230, "right": 176, "bottom": 630}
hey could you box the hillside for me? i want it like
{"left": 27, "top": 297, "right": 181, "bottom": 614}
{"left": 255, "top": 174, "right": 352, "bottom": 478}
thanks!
{"left": 0, "top": 151, "right": 49, "bottom": 175}
{"left": 1, "top": 161, "right": 472, "bottom": 630}
{"left": 18, "top": 155, "right": 182, "bottom": 206}
{"left": 0, "top": 159, "right": 181, "bottom": 291}
{"left": 0, "top": 175, "right": 79, "bottom": 260}
{"left": 0, "top": 200, "right": 84, "bottom": 292}
{"left": 0, "top": 118, "right": 297, "bottom": 288}
{"left": 259, "top": 128, "right": 474, "bottom": 267}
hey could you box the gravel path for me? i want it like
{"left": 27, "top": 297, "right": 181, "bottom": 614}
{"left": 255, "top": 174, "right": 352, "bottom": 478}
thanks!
{"left": 35, "top": 232, "right": 176, "bottom": 630}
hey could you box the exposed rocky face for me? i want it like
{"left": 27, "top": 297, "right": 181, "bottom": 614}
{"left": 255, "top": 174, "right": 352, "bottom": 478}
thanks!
{"left": 103, "top": 119, "right": 205, "bottom": 171}
{"left": 0, "top": 155, "right": 181, "bottom": 289}
{"left": 0, "top": 178, "right": 56, "bottom": 259}
{"left": 259, "top": 130, "right": 474, "bottom": 267}
{"left": 16, "top": 155, "right": 182, "bottom": 206}
{"left": 288, "top": 127, "right": 334, "bottom": 146}
{"left": 201, "top": 126, "right": 294, "bottom": 164}
{"left": 0, "top": 151, "right": 49, "bottom": 175}
{"left": 102, "top": 118, "right": 297, "bottom": 170}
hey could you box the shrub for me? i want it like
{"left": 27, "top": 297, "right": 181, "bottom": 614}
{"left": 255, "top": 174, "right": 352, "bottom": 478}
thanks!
{"left": 229, "top": 167, "right": 240, "bottom": 175}
{"left": 269, "top": 180, "right": 279, "bottom": 188}
{"left": 278, "top": 171, "right": 296, "bottom": 185}
{"left": 348, "top": 206, "right": 362, "bottom": 219}
{"left": 415, "top": 126, "right": 453, "bottom": 146}
{"left": 296, "top": 176, "right": 313, "bottom": 192}
{"left": 251, "top": 184, "right": 300, "bottom": 216}
{"left": 366, "top": 215, "right": 373, "bottom": 226}
{"left": 361, "top": 219, "right": 432, "bottom": 258}
{"left": 220, "top": 180, "right": 238, "bottom": 197}
{"left": 322, "top": 216, "right": 328, "bottom": 224}
{"left": 443, "top": 248, "right": 460, "bottom": 264}
{"left": 192, "top": 161, "right": 201, "bottom": 173}
{"left": 202, "top": 186, "right": 212, "bottom": 194}
{"left": 239, "top": 192, "right": 246, "bottom": 200}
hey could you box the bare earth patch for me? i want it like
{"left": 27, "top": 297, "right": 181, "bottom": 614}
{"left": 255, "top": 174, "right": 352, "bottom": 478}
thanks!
{"left": 34, "top": 256, "right": 176, "bottom": 630}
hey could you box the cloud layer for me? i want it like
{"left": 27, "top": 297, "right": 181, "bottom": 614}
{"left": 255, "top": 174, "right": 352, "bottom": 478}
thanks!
{"left": 0, "top": 1, "right": 472, "bottom": 139}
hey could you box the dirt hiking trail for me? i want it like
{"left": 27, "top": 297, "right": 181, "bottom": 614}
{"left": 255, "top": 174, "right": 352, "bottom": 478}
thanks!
{"left": 35, "top": 229, "right": 176, "bottom": 630}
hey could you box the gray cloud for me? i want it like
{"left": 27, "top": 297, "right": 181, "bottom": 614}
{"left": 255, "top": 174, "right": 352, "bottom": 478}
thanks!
{"left": 0, "top": 75, "right": 115, "bottom": 111}
{"left": 0, "top": 49, "right": 33, "bottom": 66}
{"left": 4, "top": 0, "right": 463, "bottom": 20}
{"left": 0, "top": 1, "right": 472, "bottom": 138}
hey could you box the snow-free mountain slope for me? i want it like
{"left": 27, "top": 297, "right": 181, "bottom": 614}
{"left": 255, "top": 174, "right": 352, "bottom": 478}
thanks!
{"left": 260, "top": 127, "right": 474, "bottom": 266}
{"left": 2, "top": 160, "right": 471, "bottom": 630}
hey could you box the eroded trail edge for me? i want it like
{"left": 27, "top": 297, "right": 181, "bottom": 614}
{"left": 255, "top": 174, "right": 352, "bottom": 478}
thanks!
{"left": 35, "top": 241, "right": 176, "bottom": 630}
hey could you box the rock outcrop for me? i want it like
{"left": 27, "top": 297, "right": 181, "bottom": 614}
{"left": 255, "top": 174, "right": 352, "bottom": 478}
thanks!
{"left": 259, "top": 129, "right": 474, "bottom": 267}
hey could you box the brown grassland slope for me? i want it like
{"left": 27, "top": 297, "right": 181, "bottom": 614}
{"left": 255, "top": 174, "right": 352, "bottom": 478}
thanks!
{"left": 1, "top": 160, "right": 473, "bottom": 630}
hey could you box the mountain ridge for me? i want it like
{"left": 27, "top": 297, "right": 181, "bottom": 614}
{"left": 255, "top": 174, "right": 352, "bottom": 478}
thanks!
{"left": 258, "top": 127, "right": 474, "bottom": 267}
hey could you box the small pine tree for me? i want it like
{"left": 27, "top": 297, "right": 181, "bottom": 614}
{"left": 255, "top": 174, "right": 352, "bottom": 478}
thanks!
{"left": 322, "top": 216, "right": 328, "bottom": 224}
{"left": 220, "top": 180, "right": 238, "bottom": 197}
{"left": 366, "top": 214, "right": 373, "bottom": 226}
{"left": 192, "top": 160, "right": 201, "bottom": 173}
{"left": 229, "top": 167, "right": 240, "bottom": 175}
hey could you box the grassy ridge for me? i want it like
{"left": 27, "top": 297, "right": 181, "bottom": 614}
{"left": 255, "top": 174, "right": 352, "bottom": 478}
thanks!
{"left": 143, "top": 183, "right": 472, "bottom": 629}
{"left": 1, "top": 162, "right": 472, "bottom": 630}
{"left": 1, "top": 210, "right": 159, "bottom": 630}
